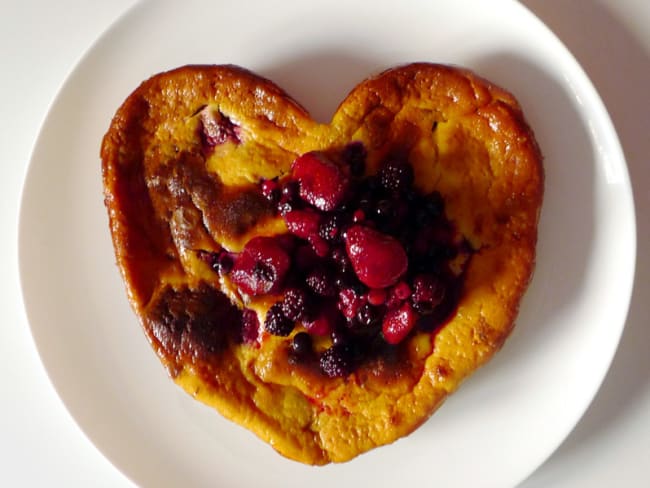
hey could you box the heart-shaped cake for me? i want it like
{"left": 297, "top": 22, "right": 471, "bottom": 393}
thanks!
{"left": 101, "top": 63, "right": 543, "bottom": 464}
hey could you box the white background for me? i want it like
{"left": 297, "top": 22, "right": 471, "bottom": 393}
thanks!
{"left": 1, "top": 0, "right": 648, "bottom": 486}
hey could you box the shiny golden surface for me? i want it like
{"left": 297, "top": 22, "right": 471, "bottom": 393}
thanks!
{"left": 101, "top": 64, "right": 543, "bottom": 464}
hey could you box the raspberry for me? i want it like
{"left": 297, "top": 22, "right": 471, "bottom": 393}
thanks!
{"left": 352, "top": 209, "right": 366, "bottom": 223}
{"left": 294, "top": 244, "right": 320, "bottom": 271}
{"left": 240, "top": 309, "right": 260, "bottom": 344}
{"left": 393, "top": 281, "right": 412, "bottom": 300}
{"left": 291, "top": 151, "right": 349, "bottom": 211}
{"left": 344, "top": 225, "right": 408, "bottom": 288}
{"left": 264, "top": 304, "right": 294, "bottom": 336}
{"left": 261, "top": 178, "right": 280, "bottom": 204}
{"left": 281, "top": 288, "right": 308, "bottom": 321}
{"left": 303, "top": 304, "right": 339, "bottom": 336}
{"left": 230, "top": 236, "right": 290, "bottom": 296}
{"left": 379, "top": 159, "right": 414, "bottom": 193}
{"left": 382, "top": 301, "right": 417, "bottom": 344}
{"left": 308, "top": 234, "right": 330, "bottom": 258}
{"left": 338, "top": 287, "right": 365, "bottom": 320}
{"left": 366, "top": 288, "right": 387, "bottom": 306}
{"left": 283, "top": 209, "right": 321, "bottom": 239}
{"left": 199, "top": 108, "right": 241, "bottom": 148}
{"left": 281, "top": 180, "right": 300, "bottom": 201}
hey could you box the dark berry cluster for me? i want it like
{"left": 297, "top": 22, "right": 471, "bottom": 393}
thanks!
{"left": 197, "top": 143, "right": 470, "bottom": 378}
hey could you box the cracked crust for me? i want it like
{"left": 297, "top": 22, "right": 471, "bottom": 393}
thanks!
{"left": 101, "top": 63, "right": 543, "bottom": 464}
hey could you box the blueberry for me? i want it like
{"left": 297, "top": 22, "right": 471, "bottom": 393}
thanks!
{"left": 291, "top": 332, "right": 313, "bottom": 356}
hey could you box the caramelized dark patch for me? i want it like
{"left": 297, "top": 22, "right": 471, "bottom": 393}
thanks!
{"left": 211, "top": 186, "right": 273, "bottom": 238}
{"left": 146, "top": 283, "right": 242, "bottom": 367}
{"left": 148, "top": 151, "right": 273, "bottom": 242}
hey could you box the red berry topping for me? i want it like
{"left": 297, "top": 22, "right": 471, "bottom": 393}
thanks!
{"left": 283, "top": 209, "right": 321, "bottom": 239}
{"left": 393, "top": 281, "right": 412, "bottom": 300}
{"left": 231, "top": 236, "right": 290, "bottom": 296}
{"left": 352, "top": 209, "right": 366, "bottom": 223}
{"left": 261, "top": 178, "right": 280, "bottom": 203}
{"left": 199, "top": 108, "right": 241, "bottom": 147}
{"left": 240, "top": 309, "right": 260, "bottom": 344}
{"left": 344, "top": 225, "right": 408, "bottom": 288}
{"left": 291, "top": 151, "right": 349, "bottom": 211}
{"left": 306, "top": 309, "right": 339, "bottom": 335}
{"left": 338, "top": 287, "right": 365, "bottom": 320}
{"left": 367, "top": 288, "right": 387, "bottom": 306}
{"left": 412, "top": 274, "right": 444, "bottom": 304}
{"left": 382, "top": 301, "right": 418, "bottom": 344}
{"left": 308, "top": 234, "right": 330, "bottom": 257}
{"left": 412, "top": 274, "right": 445, "bottom": 312}
{"left": 294, "top": 243, "right": 320, "bottom": 271}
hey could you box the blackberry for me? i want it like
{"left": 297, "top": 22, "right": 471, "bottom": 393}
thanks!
{"left": 319, "top": 344, "right": 353, "bottom": 378}
{"left": 412, "top": 274, "right": 445, "bottom": 310}
{"left": 379, "top": 159, "right": 414, "bottom": 192}
{"left": 318, "top": 213, "right": 344, "bottom": 242}
{"left": 282, "top": 180, "right": 300, "bottom": 201}
{"left": 362, "top": 175, "right": 381, "bottom": 192}
{"left": 281, "top": 288, "right": 308, "bottom": 321}
{"left": 264, "top": 304, "right": 294, "bottom": 336}
{"left": 306, "top": 268, "right": 337, "bottom": 297}
{"left": 356, "top": 303, "right": 380, "bottom": 327}
{"left": 374, "top": 199, "right": 395, "bottom": 221}
{"left": 330, "top": 247, "right": 351, "bottom": 274}
{"left": 331, "top": 328, "right": 350, "bottom": 346}
{"left": 341, "top": 141, "right": 367, "bottom": 177}
{"left": 357, "top": 198, "right": 374, "bottom": 215}
{"left": 425, "top": 191, "right": 444, "bottom": 217}
{"left": 217, "top": 253, "right": 234, "bottom": 274}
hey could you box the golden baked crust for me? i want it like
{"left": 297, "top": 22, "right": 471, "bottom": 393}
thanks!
{"left": 101, "top": 63, "right": 543, "bottom": 464}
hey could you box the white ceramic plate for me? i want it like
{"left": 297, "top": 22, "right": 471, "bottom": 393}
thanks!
{"left": 18, "top": 0, "right": 635, "bottom": 487}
